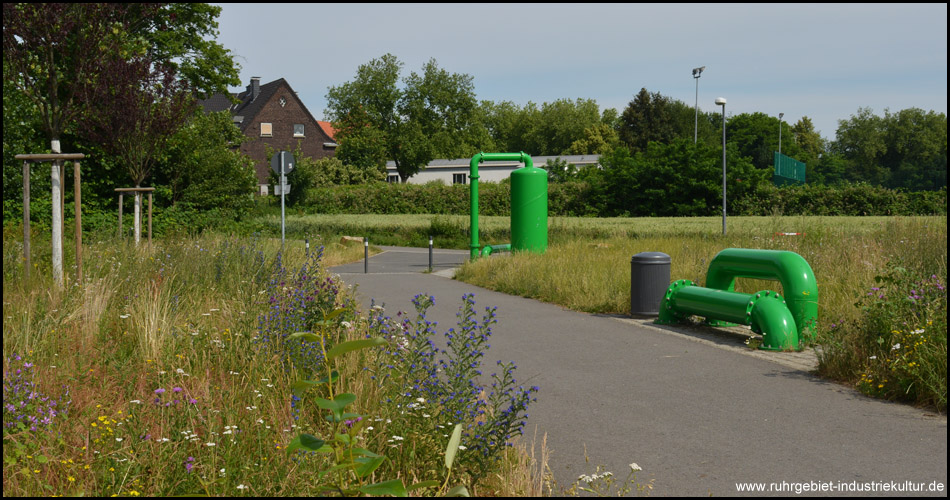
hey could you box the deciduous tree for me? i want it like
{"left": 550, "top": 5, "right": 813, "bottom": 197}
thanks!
{"left": 326, "top": 54, "right": 486, "bottom": 182}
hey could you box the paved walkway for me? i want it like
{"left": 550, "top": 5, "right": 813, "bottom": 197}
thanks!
{"left": 331, "top": 247, "right": 947, "bottom": 496}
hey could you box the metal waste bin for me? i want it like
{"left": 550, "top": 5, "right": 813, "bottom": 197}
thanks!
{"left": 630, "top": 252, "right": 671, "bottom": 316}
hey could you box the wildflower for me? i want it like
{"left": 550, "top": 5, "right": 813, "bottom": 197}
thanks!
{"left": 154, "top": 388, "right": 165, "bottom": 395}
{"left": 206, "top": 442, "right": 216, "bottom": 447}
{"left": 172, "top": 387, "right": 183, "bottom": 393}
{"left": 237, "top": 484, "right": 248, "bottom": 490}
{"left": 630, "top": 463, "right": 642, "bottom": 471}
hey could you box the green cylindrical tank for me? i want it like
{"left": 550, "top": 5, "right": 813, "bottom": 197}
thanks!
{"left": 510, "top": 164, "right": 547, "bottom": 253}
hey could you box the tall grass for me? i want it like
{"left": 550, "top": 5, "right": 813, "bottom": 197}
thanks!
{"left": 2, "top": 230, "right": 546, "bottom": 496}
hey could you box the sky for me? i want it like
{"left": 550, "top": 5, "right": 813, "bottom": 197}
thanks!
{"left": 214, "top": 3, "right": 947, "bottom": 141}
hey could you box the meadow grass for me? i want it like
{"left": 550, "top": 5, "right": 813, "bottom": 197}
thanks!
{"left": 2, "top": 229, "right": 548, "bottom": 496}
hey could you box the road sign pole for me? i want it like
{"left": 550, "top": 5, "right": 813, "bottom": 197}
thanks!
{"left": 280, "top": 170, "right": 286, "bottom": 255}
{"left": 271, "top": 151, "right": 295, "bottom": 257}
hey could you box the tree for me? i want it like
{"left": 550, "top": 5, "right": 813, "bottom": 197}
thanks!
{"left": 3, "top": 3, "right": 130, "bottom": 150}
{"left": 126, "top": 3, "right": 241, "bottom": 99}
{"left": 82, "top": 53, "right": 196, "bottom": 189}
{"left": 80, "top": 51, "right": 196, "bottom": 244}
{"left": 326, "top": 54, "right": 486, "bottom": 182}
{"left": 831, "top": 107, "right": 947, "bottom": 190}
{"left": 157, "top": 110, "right": 256, "bottom": 213}
{"left": 3, "top": 3, "right": 238, "bottom": 150}
{"left": 478, "top": 99, "right": 535, "bottom": 154}
{"left": 832, "top": 107, "right": 888, "bottom": 185}
{"left": 618, "top": 88, "right": 697, "bottom": 153}
{"left": 791, "top": 116, "right": 825, "bottom": 168}
{"left": 881, "top": 108, "right": 947, "bottom": 190}
{"left": 725, "top": 112, "right": 801, "bottom": 172}
{"left": 402, "top": 58, "right": 487, "bottom": 159}
{"left": 568, "top": 123, "right": 621, "bottom": 155}
{"left": 522, "top": 98, "right": 603, "bottom": 155}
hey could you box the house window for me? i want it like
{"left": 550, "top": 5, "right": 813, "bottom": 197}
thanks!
{"left": 294, "top": 124, "right": 305, "bottom": 137}
{"left": 260, "top": 123, "right": 273, "bottom": 137}
{"left": 452, "top": 173, "right": 467, "bottom": 185}
{"left": 387, "top": 175, "right": 400, "bottom": 183}
{"left": 279, "top": 97, "right": 287, "bottom": 108}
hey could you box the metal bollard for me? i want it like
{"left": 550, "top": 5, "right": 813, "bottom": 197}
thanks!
{"left": 364, "top": 237, "right": 369, "bottom": 274}
{"left": 429, "top": 235, "right": 433, "bottom": 272}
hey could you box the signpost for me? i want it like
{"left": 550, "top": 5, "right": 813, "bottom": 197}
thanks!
{"left": 271, "top": 151, "right": 295, "bottom": 254}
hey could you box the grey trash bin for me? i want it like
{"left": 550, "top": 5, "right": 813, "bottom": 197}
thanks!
{"left": 630, "top": 252, "right": 671, "bottom": 316}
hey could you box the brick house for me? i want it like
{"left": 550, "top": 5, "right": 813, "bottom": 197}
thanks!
{"left": 199, "top": 77, "right": 337, "bottom": 195}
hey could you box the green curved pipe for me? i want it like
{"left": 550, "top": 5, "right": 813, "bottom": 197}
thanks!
{"left": 481, "top": 243, "right": 512, "bottom": 257}
{"left": 705, "top": 248, "right": 818, "bottom": 340}
{"left": 749, "top": 292, "right": 799, "bottom": 351}
{"left": 656, "top": 279, "right": 801, "bottom": 350}
{"left": 470, "top": 152, "right": 533, "bottom": 260}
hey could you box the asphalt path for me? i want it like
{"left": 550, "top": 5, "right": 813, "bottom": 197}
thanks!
{"left": 330, "top": 246, "right": 947, "bottom": 496}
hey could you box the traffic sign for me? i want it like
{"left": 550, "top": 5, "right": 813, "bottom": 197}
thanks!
{"left": 270, "top": 151, "right": 295, "bottom": 175}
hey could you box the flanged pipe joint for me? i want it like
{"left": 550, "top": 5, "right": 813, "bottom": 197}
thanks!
{"left": 656, "top": 279, "right": 800, "bottom": 351}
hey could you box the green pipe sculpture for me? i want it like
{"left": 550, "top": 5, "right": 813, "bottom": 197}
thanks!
{"left": 705, "top": 248, "right": 818, "bottom": 341}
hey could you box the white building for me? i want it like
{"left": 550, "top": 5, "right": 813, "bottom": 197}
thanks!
{"left": 385, "top": 155, "right": 601, "bottom": 184}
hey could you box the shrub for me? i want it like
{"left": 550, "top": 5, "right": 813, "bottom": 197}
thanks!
{"left": 816, "top": 263, "right": 947, "bottom": 410}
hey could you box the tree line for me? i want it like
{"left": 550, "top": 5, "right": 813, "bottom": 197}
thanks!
{"left": 328, "top": 53, "right": 946, "bottom": 193}
{"left": 3, "top": 5, "right": 946, "bottom": 234}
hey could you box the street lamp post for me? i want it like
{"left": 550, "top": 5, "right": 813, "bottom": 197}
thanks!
{"left": 692, "top": 66, "right": 705, "bottom": 144}
{"left": 778, "top": 112, "right": 784, "bottom": 156}
{"left": 716, "top": 97, "right": 727, "bottom": 236}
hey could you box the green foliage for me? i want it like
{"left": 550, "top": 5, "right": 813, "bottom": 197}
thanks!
{"left": 2, "top": 59, "right": 47, "bottom": 221}
{"left": 271, "top": 172, "right": 946, "bottom": 222}
{"left": 731, "top": 183, "right": 947, "bottom": 216}
{"left": 619, "top": 88, "right": 706, "bottom": 153}
{"left": 567, "top": 122, "right": 621, "bottom": 155}
{"left": 594, "top": 141, "right": 762, "bottom": 217}
{"left": 832, "top": 107, "right": 947, "bottom": 190}
{"left": 791, "top": 116, "right": 825, "bottom": 167}
{"left": 135, "top": 3, "right": 241, "bottom": 99}
{"left": 269, "top": 146, "right": 385, "bottom": 207}
{"left": 152, "top": 110, "right": 256, "bottom": 222}
{"left": 816, "top": 263, "right": 947, "bottom": 410}
{"left": 477, "top": 98, "right": 612, "bottom": 156}
{"left": 726, "top": 112, "right": 801, "bottom": 171}
{"left": 326, "top": 54, "right": 485, "bottom": 181}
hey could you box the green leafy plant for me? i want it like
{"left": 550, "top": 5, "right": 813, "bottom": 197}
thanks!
{"left": 287, "top": 308, "right": 471, "bottom": 497}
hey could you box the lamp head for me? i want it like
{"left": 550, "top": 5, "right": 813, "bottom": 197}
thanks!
{"left": 692, "top": 66, "right": 705, "bottom": 77}
{"left": 715, "top": 97, "right": 727, "bottom": 105}
{"left": 779, "top": 112, "right": 784, "bottom": 120}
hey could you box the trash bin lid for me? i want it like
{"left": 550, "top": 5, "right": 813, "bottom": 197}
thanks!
{"left": 631, "top": 251, "right": 671, "bottom": 264}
